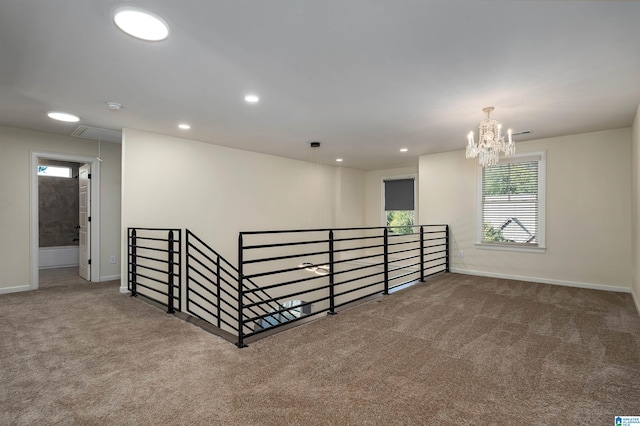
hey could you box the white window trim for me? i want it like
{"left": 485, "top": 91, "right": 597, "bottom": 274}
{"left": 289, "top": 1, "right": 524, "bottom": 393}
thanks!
{"left": 380, "top": 174, "right": 418, "bottom": 227}
{"left": 475, "top": 151, "right": 546, "bottom": 253}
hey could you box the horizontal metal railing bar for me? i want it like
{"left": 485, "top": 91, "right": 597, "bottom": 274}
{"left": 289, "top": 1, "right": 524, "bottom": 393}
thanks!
{"left": 242, "top": 239, "right": 329, "bottom": 250}
{"left": 133, "top": 281, "right": 167, "bottom": 297}
{"left": 388, "top": 246, "right": 421, "bottom": 256}
{"left": 244, "top": 283, "right": 332, "bottom": 309}
{"left": 129, "top": 254, "right": 171, "bottom": 266}
{"left": 335, "top": 269, "right": 383, "bottom": 287}
{"left": 243, "top": 249, "right": 330, "bottom": 265}
{"left": 388, "top": 268, "right": 419, "bottom": 282}
{"left": 128, "top": 245, "right": 172, "bottom": 254}
{"left": 135, "top": 273, "right": 172, "bottom": 287}
{"left": 422, "top": 236, "right": 447, "bottom": 242}
{"left": 331, "top": 252, "right": 384, "bottom": 266}
{"left": 333, "top": 262, "right": 382, "bottom": 276}
{"left": 243, "top": 264, "right": 327, "bottom": 280}
{"left": 422, "top": 242, "right": 447, "bottom": 250}
{"left": 240, "top": 225, "right": 448, "bottom": 235}
{"left": 136, "top": 262, "right": 176, "bottom": 276}
{"left": 243, "top": 273, "right": 327, "bottom": 295}
{"left": 128, "top": 227, "right": 181, "bottom": 232}
{"left": 423, "top": 261, "right": 447, "bottom": 271}
{"left": 129, "top": 236, "right": 178, "bottom": 244}
{"left": 388, "top": 253, "right": 422, "bottom": 265}
{"left": 333, "top": 289, "right": 384, "bottom": 310}
{"left": 386, "top": 239, "right": 420, "bottom": 248}
{"left": 130, "top": 244, "right": 180, "bottom": 255}
{"left": 388, "top": 231, "right": 420, "bottom": 237}
{"left": 334, "top": 280, "right": 384, "bottom": 298}
{"left": 333, "top": 235, "right": 384, "bottom": 243}
{"left": 332, "top": 243, "right": 385, "bottom": 254}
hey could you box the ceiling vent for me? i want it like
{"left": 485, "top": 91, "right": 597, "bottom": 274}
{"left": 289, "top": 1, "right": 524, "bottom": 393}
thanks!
{"left": 71, "top": 125, "right": 122, "bottom": 143}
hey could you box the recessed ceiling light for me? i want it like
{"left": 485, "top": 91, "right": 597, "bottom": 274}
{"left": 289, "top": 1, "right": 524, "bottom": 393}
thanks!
{"left": 400, "top": 148, "right": 408, "bottom": 152}
{"left": 178, "top": 123, "right": 190, "bottom": 130}
{"left": 336, "top": 158, "right": 343, "bottom": 162}
{"left": 47, "top": 112, "right": 80, "bottom": 122}
{"left": 244, "top": 94, "right": 259, "bottom": 103}
{"left": 114, "top": 7, "right": 169, "bottom": 41}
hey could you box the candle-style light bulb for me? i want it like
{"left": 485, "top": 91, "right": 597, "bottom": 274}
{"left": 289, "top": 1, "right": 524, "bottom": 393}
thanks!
{"left": 468, "top": 131, "right": 474, "bottom": 146}
{"left": 508, "top": 128, "right": 513, "bottom": 144}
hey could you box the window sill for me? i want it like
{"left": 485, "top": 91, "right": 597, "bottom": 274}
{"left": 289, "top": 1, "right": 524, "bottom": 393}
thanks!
{"left": 474, "top": 243, "right": 546, "bottom": 254}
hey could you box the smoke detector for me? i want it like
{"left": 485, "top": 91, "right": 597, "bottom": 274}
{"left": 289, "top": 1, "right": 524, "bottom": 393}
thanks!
{"left": 106, "top": 102, "right": 122, "bottom": 111}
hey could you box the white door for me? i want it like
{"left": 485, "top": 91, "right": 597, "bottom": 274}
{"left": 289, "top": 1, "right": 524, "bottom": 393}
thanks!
{"left": 79, "top": 164, "right": 91, "bottom": 281}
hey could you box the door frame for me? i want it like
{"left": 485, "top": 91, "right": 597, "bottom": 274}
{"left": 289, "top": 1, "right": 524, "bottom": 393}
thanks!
{"left": 30, "top": 151, "right": 101, "bottom": 290}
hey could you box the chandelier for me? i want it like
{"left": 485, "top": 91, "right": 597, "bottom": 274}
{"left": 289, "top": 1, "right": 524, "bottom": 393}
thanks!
{"left": 465, "top": 106, "right": 515, "bottom": 167}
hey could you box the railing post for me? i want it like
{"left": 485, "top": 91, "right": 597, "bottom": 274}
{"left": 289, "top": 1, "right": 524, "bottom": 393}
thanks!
{"left": 130, "top": 229, "right": 137, "bottom": 297}
{"left": 445, "top": 225, "right": 450, "bottom": 272}
{"left": 167, "top": 230, "right": 175, "bottom": 314}
{"left": 328, "top": 230, "right": 336, "bottom": 315}
{"left": 383, "top": 227, "right": 389, "bottom": 295}
{"left": 216, "top": 254, "right": 222, "bottom": 328}
{"left": 420, "top": 225, "right": 425, "bottom": 282}
{"left": 237, "top": 233, "right": 247, "bottom": 348}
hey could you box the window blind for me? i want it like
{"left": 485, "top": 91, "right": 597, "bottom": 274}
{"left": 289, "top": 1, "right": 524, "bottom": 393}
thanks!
{"left": 384, "top": 178, "right": 414, "bottom": 211}
{"left": 482, "top": 160, "right": 538, "bottom": 245}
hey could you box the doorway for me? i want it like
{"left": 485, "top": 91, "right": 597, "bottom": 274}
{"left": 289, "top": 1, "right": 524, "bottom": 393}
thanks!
{"left": 30, "top": 152, "right": 101, "bottom": 290}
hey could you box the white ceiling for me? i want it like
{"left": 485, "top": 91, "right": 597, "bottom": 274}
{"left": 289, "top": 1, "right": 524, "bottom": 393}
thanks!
{"left": 1, "top": 1, "right": 639, "bottom": 170}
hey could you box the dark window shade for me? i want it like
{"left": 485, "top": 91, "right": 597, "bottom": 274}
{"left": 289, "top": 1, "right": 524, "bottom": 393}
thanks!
{"left": 385, "top": 178, "right": 414, "bottom": 211}
{"left": 482, "top": 160, "right": 538, "bottom": 245}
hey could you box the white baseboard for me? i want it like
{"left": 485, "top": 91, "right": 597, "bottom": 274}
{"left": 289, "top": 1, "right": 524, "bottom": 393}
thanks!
{"left": 632, "top": 290, "right": 640, "bottom": 316}
{"left": 100, "top": 274, "right": 121, "bottom": 282}
{"left": 450, "top": 268, "right": 631, "bottom": 293}
{"left": 0, "top": 284, "right": 32, "bottom": 295}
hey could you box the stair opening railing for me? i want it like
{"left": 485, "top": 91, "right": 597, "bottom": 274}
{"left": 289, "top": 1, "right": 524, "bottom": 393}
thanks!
{"left": 128, "top": 224, "right": 448, "bottom": 347}
{"left": 127, "top": 228, "right": 181, "bottom": 313}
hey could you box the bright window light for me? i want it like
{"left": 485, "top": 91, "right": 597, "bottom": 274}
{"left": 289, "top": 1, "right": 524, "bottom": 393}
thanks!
{"left": 114, "top": 7, "right": 169, "bottom": 41}
{"left": 38, "top": 165, "right": 71, "bottom": 178}
{"left": 47, "top": 112, "right": 80, "bottom": 122}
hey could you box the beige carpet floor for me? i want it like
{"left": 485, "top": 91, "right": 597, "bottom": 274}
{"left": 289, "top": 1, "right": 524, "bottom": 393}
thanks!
{"left": 1, "top": 271, "right": 639, "bottom": 425}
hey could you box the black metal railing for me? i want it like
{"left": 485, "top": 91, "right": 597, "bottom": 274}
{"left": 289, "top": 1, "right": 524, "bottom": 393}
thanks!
{"left": 237, "top": 224, "right": 448, "bottom": 347}
{"left": 185, "top": 229, "right": 290, "bottom": 339}
{"left": 127, "top": 224, "right": 449, "bottom": 348}
{"left": 127, "top": 228, "right": 181, "bottom": 313}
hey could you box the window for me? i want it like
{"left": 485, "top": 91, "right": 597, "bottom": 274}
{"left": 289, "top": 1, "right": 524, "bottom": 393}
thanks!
{"left": 477, "top": 152, "right": 545, "bottom": 251}
{"left": 384, "top": 178, "right": 415, "bottom": 234}
{"left": 37, "top": 165, "right": 71, "bottom": 178}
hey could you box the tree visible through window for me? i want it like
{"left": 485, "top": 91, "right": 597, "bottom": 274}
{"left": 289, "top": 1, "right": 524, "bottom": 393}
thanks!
{"left": 481, "top": 157, "right": 541, "bottom": 246}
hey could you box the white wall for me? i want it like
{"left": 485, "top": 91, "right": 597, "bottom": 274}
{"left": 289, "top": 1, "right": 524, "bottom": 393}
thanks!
{"left": 631, "top": 104, "right": 640, "bottom": 310}
{"left": 120, "top": 129, "right": 366, "bottom": 285}
{"left": 0, "top": 125, "right": 122, "bottom": 293}
{"left": 420, "top": 128, "right": 632, "bottom": 291}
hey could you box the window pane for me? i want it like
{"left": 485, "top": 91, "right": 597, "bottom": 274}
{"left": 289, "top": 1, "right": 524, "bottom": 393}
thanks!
{"left": 386, "top": 210, "right": 414, "bottom": 234}
{"left": 482, "top": 160, "right": 538, "bottom": 244}
{"left": 38, "top": 165, "right": 71, "bottom": 178}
